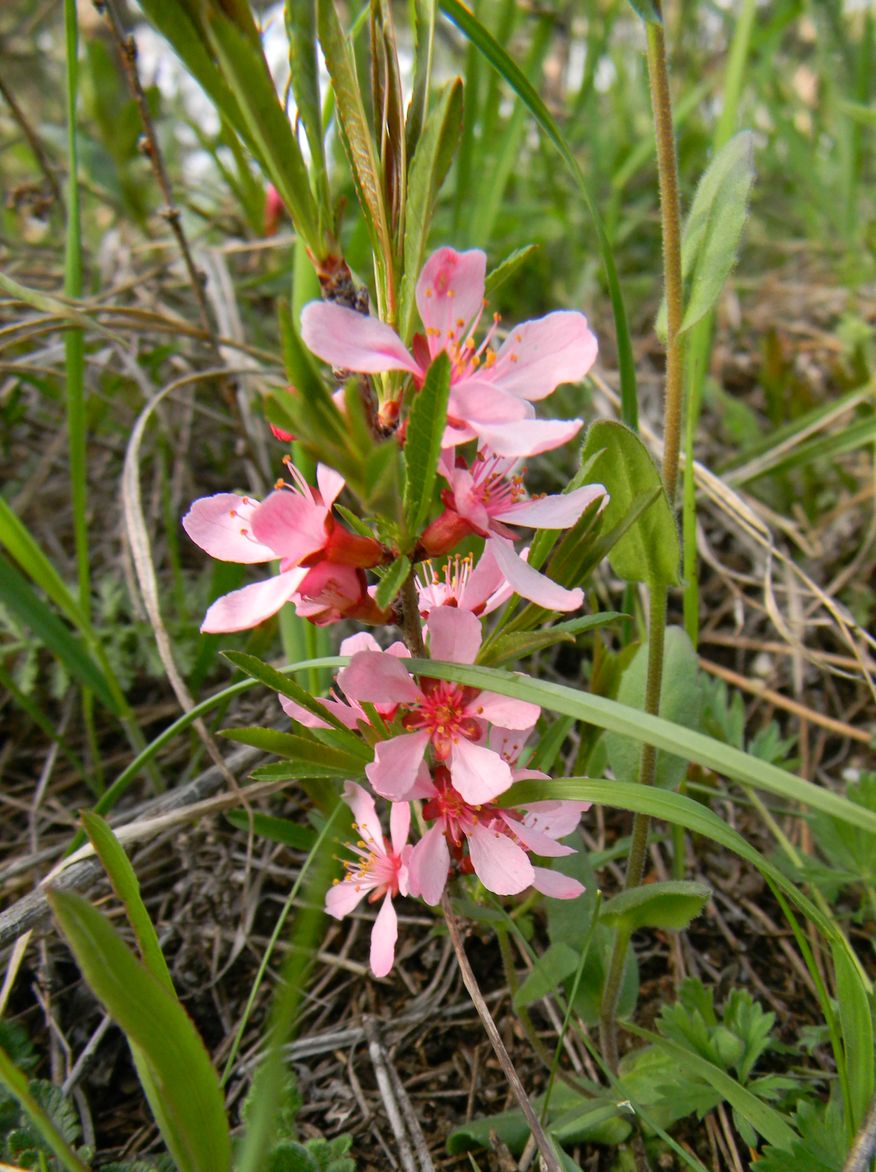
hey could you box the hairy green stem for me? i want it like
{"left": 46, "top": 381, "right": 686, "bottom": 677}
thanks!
{"left": 600, "top": 3, "right": 685, "bottom": 1075}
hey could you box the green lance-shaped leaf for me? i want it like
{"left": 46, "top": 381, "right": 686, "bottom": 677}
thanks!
{"left": 219, "top": 727, "right": 367, "bottom": 775}
{"left": 658, "top": 131, "right": 755, "bottom": 338}
{"left": 484, "top": 244, "right": 540, "bottom": 298}
{"left": 206, "top": 9, "right": 322, "bottom": 255}
{"left": 398, "top": 81, "right": 464, "bottom": 343}
{"left": 285, "top": 1, "right": 328, "bottom": 206}
{"left": 224, "top": 809, "right": 317, "bottom": 851}
{"left": 80, "top": 811, "right": 174, "bottom": 993}
{"left": 375, "top": 554, "right": 412, "bottom": 610}
{"left": 0, "top": 1046, "right": 91, "bottom": 1172}
{"left": 318, "top": 0, "right": 394, "bottom": 299}
{"left": 49, "top": 890, "right": 232, "bottom": 1172}
{"left": 403, "top": 352, "right": 452, "bottom": 538}
{"left": 479, "top": 613, "right": 624, "bottom": 667}
{"left": 600, "top": 880, "right": 711, "bottom": 933}
{"left": 580, "top": 420, "right": 680, "bottom": 587}
{"left": 512, "top": 942, "right": 580, "bottom": 1010}
{"left": 605, "top": 626, "right": 702, "bottom": 789}
{"left": 0, "top": 554, "right": 120, "bottom": 715}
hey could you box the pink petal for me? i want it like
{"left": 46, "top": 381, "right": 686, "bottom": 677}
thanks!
{"left": 449, "top": 737, "right": 513, "bottom": 804}
{"left": 468, "top": 417, "right": 584, "bottom": 458}
{"left": 449, "top": 382, "right": 531, "bottom": 424}
{"left": 339, "top": 632, "right": 382, "bottom": 656}
{"left": 415, "top": 248, "right": 486, "bottom": 359}
{"left": 316, "top": 464, "right": 345, "bottom": 508}
{"left": 296, "top": 560, "right": 362, "bottom": 608}
{"left": 458, "top": 545, "right": 507, "bottom": 612}
{"left": 495, "top": 483, "right": 607, "bottom": 529}
{"left": 522, "top": 800, "right": 591, "bottom": 840}
{"left": 366, "top": 730, "right": 430, "bottom": 801}
{"left": 370, "top": 894, "right": 398, "bottom": 977}
{"left": 280, "top": 692, "right": 362, "bottom": 730}
{"left": 200, "top": 568, "right": 306, "bottom": 632}
{"left": 470, "top": 693, "right": 540, "bottom": 730}
{"left": 300, "top": 302, "right": 420, "bottom": 375}
{"left": 427, "top": 607, "right": 482, "bottom": 665}
{"left": 389, "top": 800, "right": 411, "bottom": 856}
{"left": 338, "top": 651, "right": 421, "bottom": 706}
{"left": 445, "top": 467, "right": 491, "bottom": 535}
{"left": 467, "top": 823, "right": 534, "bottom": 895}
{"left": 342, "top": 781, "right": 383, "bottom": 850}
{"left": 408, "top": 823, "right": 450, "bottom": 906}
{"left": 279, "top": 694, "right": 329, "bottom": 728}
{"left": 183, "top": 493, "right": 275, "bottom": 563}
{"left": 531, "top": 867, "right": 585, "bottom": 899}
{"left": 326, "top": 877, "right": 369, "bottom": 918}
{"left": 250, "top": 490, "right": 328, "bottom": 565}
{"left": 490, "top": 311, "right": 598, "bottom": 401}
{"left": 488, "top": 536, "right": 584, "bottom": 612}
{"left": 499, "top": 814, "right": 574, "bottom": 858}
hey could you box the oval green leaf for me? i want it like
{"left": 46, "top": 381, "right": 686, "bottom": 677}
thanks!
{"left": 600, "top": 880, "right": 711, "bottom": 932}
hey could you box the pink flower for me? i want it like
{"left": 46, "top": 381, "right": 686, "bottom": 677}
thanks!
{"left": 182, "top": 462, "right": 388, "bottom": 631}
{"left": 416, "top": 548, "right": 512, "bottom": 620}
{"left": 420, "top": 452, "right": 606, "bottom": 611}
{"left": 300, "top": 247, "right": 597, "bottom": 458}
{"left": 406, "top": 763, "right": 590, "bottom": 905}
{"left": 326, "top": 782, "right": 411, "bottom": 977}
{"left": 338, "top": 608, "right": 540, "bottom": 805}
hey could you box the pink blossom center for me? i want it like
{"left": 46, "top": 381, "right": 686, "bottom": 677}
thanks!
{"left": 402, "top": 681, "right": 481, "bottom": 759}
{"left": 468, "top": 455, "right": 527, "bottom": 517}
{"left": 337, "top": 823, "right": 404, "bottom": 902}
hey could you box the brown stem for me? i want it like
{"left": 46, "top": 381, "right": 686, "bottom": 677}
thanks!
{"left": 399, "top": 575, "right": 426, "bottom": 658}
{"left": 441, "top": 894, "right": 562, "bottom": 1172}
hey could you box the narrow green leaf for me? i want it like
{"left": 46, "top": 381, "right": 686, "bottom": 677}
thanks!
{"left": 0, "top": 1047, "right": 90, "bottom": 1172}
{"left": 249, "top": 761, "right": 363, "bottom": 783}
{"left": 605, "top": 626, "right": 702, "bottom": 788}
{"left": 49, "top": 891, "right": 232, "bottom": 1172}
{"left": 600, "top": 880, "right": 711, "bottom": 932}
{"left": 512, "top": 942, "right": 580, "bottom": 1009}
{"left": 207, "top": 11, "right": 321, "bottom": 253}
{"left": 220, "top": 726, "right": 366, "bottom": 773}
{"left": 403, "top": 351, "right": 452, "bottom": 536}
{"left": 404, "top": 659, "right": 876, "bottom": 845}
{"left": 479, "top": 613, "right": 623, "bottom": 667}
{"left": 484, "top": 244, "right": 540, "bottom": 297}
{"left": 657, "top": 132, "right": 755, "bottom": 338}
{"left": 80, "top": 811, "right": 174, "bottom": 994}
{"left": 375, "top": 554, "right": 412, "bottom": 610}
{"left": 0, "top": 497, "right": 91, "bottom": 634}
{"left": 627, "top": 0, "right": 663, "bottom": 22}
{"left": 832, "top": 941, "right": 874, "bottom": 1131}
{"left": 0, "top": 554, "right": 120, "bottom": 715}
{"left": 317, "top": 0, "right": 392, "bottom": 288}
{"left": 398, "top": 82, "right": 464, "bottom": 342}
{"left": 224, "top": 810, "right": 317, "bottom": 851}
{"left": 438, "top": 0, "right": 638, "bottom": 429}
{"left": 580, "top": 420, "right": 680, "bottom": 586}
{"left": 285, "top": 1, "right": 328, "bottom": 200}
{"left": 222, "top": 651, "right": 371, "bottom": 758}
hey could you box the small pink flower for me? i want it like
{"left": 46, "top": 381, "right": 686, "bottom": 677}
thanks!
{"left": 406, "top": 763, "right": 590, "bottom": 905}
{"left": 416, "top": 548, "right": 512, "bottom": 619}
{"left": 420, "top": 452, "right": 606, "bottom": 611}
{"left": 300, "top": 247, "right": 597, "bottom": 458}
{"left": 182, "top": 462, "right": 388, "bottom": 632}
{"left": 338, "top": 608, "right": 539, "bottom": 805}
{"left": 326, "top": 782, "right": 411, "bottom": 977}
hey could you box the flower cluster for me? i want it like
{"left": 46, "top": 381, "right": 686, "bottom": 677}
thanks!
{"left": 184, "top": 247, "right": 605, "bottom": 975}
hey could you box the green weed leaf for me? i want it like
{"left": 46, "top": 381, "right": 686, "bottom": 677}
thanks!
{"left": 374, "top": 555, "right": 412, "bottom": 610}
{"left": 600, "top": 880, "right": 711, "bottom": 932}
{"left": 403, "top": 352, "right": 452, "bottom": 537}
{"left": 512, "top": 943, "right": 580, "bottom": 1009}
{"left": 580, "top": 421, "right": 680, "bottom": 586}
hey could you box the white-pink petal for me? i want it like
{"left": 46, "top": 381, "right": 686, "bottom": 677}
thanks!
{"left": 490, "top": 311, "right": 598, "bottom": 401}
{"left": 338, "top": 651, "right": 421, "bottom": 706}
{"left": 450, "top": 736, "right": 513, "bottom": 805}
{"left": 200, "top": 568, "right": 306, "bottom": 632}
{"left": 389, "top": 800, "right": 411, "bottom": 857}
{"left": 183, "top": 493, "right": 275, "bottom": 563}
{"left": 471, "top": 692, "right": 540, "bottom": 731}
{"left": 316, "top": 463, "right": 345, "bottom": 508}
{"left": 342, "top": 781, "right": 383, "bottom": 849}
{"left": 370, "top": 894, "right": 398, "bottom": 978}
{"left": 531, "top": 867, "right": 585, "bottom": 899}
{"left": 522, "top": 800, "right": 592, "bottom": 839}
{"left": 366, "top": 730, "right": 431, "bottom": 801}
{"left": 501, "top": 815, "right": 575, "bottom": 858}
{"left": 415, "top": 248, "right": 486, "bottom": 359}
{"left": 250, "top": 490, "right": 328, "bottom": 565}
{"left": 325, "top": 877, "right": 369, "bottom": 918}
{"left": 495, "top": 483, "right": 607, "bottom": 529}
{"left": 467, "top": 824, "right": 534, "bottom": 895}
{"left": 489, "top": 536, "right": 584, "bottom": 612}
{"left": 408, "top": 824, "right": 450, "bottom": 906}
{"left": 468, "top": 417, "right": 584, "bottom": 459}
{"left": 300, "top": 302, "right": 420, "bottom": 375}
{"left": 427, "top": 606, "right": 483, "bottom": 665}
